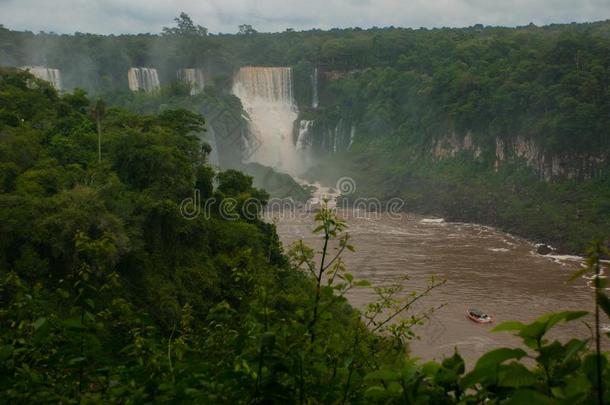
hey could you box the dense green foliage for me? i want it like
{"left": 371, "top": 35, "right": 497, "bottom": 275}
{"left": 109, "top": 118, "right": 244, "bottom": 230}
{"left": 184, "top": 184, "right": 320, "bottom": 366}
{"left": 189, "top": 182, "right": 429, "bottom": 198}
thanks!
{"left": 2, "top": 15, "right": 610, "bottom": 401}
{"left": 0, "top": 68, "right": 409, "bottom": 402}
{"left": 2, "top": 68, "right": 610, "bottom": 404}
{"left": 101, "top": 82, "right": 312, "bottom": 201}
{"left": 310, "top": 23, "right": 610, "bottom": 154}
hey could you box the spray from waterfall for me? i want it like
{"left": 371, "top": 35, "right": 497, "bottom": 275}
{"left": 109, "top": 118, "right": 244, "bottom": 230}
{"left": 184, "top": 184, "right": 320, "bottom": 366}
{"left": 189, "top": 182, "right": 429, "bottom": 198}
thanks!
{"left": 177, "top": 68, "right": 205, "bottom": 95}
{"left": 128, "top": 68, "right": 160, "bottom": 92}
{"left": 232, "top": 67, "right": 304, "bottom": 175}
{"left": 20, "top": 66, "right": 62, "bottom": 90}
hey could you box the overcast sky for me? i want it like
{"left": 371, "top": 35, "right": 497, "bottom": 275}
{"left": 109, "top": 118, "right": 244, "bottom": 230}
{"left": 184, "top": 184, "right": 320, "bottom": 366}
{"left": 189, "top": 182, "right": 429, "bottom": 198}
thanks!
{"left": 1, "top": 0, "right": 609, "bottom": 35}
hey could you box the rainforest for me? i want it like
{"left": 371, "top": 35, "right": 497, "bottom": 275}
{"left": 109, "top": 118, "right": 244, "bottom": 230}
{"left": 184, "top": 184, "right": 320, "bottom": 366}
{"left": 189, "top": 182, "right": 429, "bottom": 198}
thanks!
{"left": 0, "top": 9, "right": 610, "bottom": 404}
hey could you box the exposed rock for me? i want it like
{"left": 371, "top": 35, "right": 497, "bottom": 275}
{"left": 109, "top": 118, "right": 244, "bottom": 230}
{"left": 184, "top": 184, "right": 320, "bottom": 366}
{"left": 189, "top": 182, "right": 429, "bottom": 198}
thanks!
{"left": 433, "top": 131, "right": 607, "bottom": 181}
{"left": 432, "top": 131, "right": 481, "bottom": 160}
{"left": 536, "top": 244, "right": 553, "bottom": 255}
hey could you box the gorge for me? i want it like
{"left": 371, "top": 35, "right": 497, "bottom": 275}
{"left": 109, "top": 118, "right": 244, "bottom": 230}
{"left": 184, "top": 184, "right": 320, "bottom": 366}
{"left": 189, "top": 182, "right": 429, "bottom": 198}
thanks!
{"left": 1, "top": 12, "right": 609, "bottom": 403}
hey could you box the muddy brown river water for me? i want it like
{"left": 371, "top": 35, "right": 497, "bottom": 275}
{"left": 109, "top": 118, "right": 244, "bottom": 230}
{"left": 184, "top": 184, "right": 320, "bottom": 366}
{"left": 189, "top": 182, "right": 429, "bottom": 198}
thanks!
{"left": 270, "top": 207, "right": 597, "bottom": 367}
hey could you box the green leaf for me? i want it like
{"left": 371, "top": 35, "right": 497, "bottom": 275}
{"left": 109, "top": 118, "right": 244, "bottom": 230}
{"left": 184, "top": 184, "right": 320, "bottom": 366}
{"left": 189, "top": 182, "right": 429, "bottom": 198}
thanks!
{"left": 498, "top": 363, "right": 536, "bottom": 388}
{"left": 597, "top": 292, "right": 610, "bottom": 319}
{"left": 33, "top": 317, "right": 47, "bottom": 330}
{"left": 545, "top": 311, "right": 588, "bottom": 329}
{"left": 563, "top": 373, "right": 592, "bottom": 398}
{"left": 492, "top": 321, "right": 525, "bottom": 333}
{"left": 460, "top": 348, "right": 529, "bottom": 390}
{"left": 364, "top": 368, "right": 401, "bottom": 381}
{"left": 32, "top": 318, "right": 51, "bottom": 342}
{"left": 442, "top": 351, "right": 465, "bottom": 375}
{"left": 0, "top": 345, "right": 14, "bottom": 362}
{"left": 504, "top": 389, "right": 555, "bottom": 404}
{"left": 353, "top": 279, "right": 371, "bottom": 287}
{"left": 364, "top": 386, "right": 388, "bottom": 399}
{"left": 68, "top": 356, "right": 87, "bottom": 366}
{"left": 460, "top": 368, "right": 489, "bottom": 390}
{"left": 56, "top": 288, "right": 70, "bottom": 299}
{"left": 563, "top": 338, "right": 589, "bottom": 363}
{"left": 401, "top": 359, "right": 418, "bottom": 382}
{"left": 518, "top": 311, "right": 588, "bottom": 347}
{"left": 475, "top": 348, "right": 527, "bottom": 370}
{"left": 261, "top": 332, "right": 275, "bottom": 348}
{"left": 85, "top": 298, "right": 95, "bottom": 310}
{"left": 421, "top": 361, "right": 441, "bottom": 377}
{"left": 583, "top": 354, "right": 607, "bottom": 386}
{"left": 63, "top": 318, "right": 84, "bottom": 330}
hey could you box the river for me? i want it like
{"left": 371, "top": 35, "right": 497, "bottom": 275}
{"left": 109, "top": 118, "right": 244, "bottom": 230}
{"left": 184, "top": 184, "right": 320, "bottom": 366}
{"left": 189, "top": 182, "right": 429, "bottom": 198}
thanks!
{"left": 269, "top": 197, "right": 597, "bottom": 366}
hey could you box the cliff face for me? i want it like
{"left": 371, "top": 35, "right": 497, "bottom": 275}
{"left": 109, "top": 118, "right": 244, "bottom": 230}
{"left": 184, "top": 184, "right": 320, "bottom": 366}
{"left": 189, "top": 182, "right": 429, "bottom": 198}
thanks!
{"left": 432, "top": 133, "right": 607, "bottom": 181}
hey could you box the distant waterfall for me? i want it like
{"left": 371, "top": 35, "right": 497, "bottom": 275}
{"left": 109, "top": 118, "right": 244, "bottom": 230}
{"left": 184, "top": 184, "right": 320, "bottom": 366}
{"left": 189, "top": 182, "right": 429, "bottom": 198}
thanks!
{"left": 232, "top": 67, "right": 302, "bottom": 175}
{"left": 20, "top": 66, "right": 62, "bottom": 90}
{"left": 311, "top": 67, "right": 319, "bottom": 109}
{"left": 296, "top": 120, "right": 313, "bottom": 150}
{"left": 319, "top": 119, "right": 355, "bottom": 154}
{"left": 128, "top": 68, "right": 160, "bottom": 92}
{"left": 177, "top": 68, "right": 205, "bottom": 95}
{"left": 348, "top": 125, "right": 356, "bottom": 149}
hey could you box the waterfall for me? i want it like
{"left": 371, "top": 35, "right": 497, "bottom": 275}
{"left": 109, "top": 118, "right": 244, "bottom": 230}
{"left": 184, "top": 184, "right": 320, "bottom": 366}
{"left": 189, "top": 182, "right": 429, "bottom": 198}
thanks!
{"left": 332, "top": 118, "right": 344, "bottom": 154}
{"left": 202, "top": 126, "right": 221, "bottom": 168}
{"left": 296, "top": 120, "right": 313, "bottom": 150}
{"left": 348, "top": 125, "right": 356, "bottom": 149}
{"left": 177, "top": 68, "right": 205, "bottom": 95}
{"left": 128, "top": 68, "right": 160, "bottom": 92}
{"left": 232, "top": 67, "right": 301, "bottom": 175}
{"left": 20, "top": 66, "right": 62, "bottom": 90}
{"left": 311, "top": 67, "right": 319, "bottom": 109}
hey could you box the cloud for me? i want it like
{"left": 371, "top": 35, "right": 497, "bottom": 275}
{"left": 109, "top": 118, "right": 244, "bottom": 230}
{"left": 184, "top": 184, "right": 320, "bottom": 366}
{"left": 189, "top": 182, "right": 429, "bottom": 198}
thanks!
{"left": 0, "top": 0, "right": 608, "bottom": 34}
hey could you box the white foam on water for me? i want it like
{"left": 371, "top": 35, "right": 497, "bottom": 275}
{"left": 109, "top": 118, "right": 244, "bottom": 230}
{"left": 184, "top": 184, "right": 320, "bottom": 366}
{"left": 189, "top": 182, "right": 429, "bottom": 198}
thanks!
{"left": 420, "top": 218, "right": 445, "bottom": 224}
{"left": 488, "top": 248, "right": 510, "bottom": 253}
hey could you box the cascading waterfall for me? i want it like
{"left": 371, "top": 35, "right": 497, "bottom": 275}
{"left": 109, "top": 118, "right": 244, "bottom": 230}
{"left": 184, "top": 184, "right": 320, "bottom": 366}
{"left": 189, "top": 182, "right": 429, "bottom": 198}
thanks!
{"left": 296, "top": 120, "right": 313, "bottom": 150}
{"left": 296, "top": 120, "right": 315, "bottom": 169}
{"left": 329, "top": 118, "right": 344, "bottom": 154}
{"left": 202, "top": 126, "right": 221, "bottom": 168}
{"left": 311, "top": 67, "right": 319, "bottom": 109}
{"left": 128, "top": 68, "right": 160, "bottom": 92}
{"left": 20, "top": 66, "right": 62, "bottom": 90}
{"left": 177, "top": 68, "right": 205, "bottom": 95}
{"left": 318, "top": 118, "right": 355, "bottom": 154}
{"left": 232, "top": 67, "right": 302, "bottom": 175}
{"left": 348, "top": 125, "right": 356, "bottom": 149}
